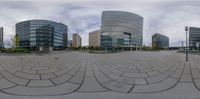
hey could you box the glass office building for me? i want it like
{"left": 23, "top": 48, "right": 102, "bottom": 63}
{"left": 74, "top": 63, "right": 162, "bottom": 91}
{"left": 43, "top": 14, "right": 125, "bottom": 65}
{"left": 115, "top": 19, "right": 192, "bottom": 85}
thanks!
{"left": 152, "top": 33, "right": 169, "bottom": 49}
{"left": 0, "top": 27, "right": 3, "bottom": 48}
{"left": 189, "top": 27, "right": 200, "bottom": 50}
{"left": 16, "top": 19, "right": 68, "bottom": 51}
{"left": 101, "top": 11, "right": 143, "bottom": 50}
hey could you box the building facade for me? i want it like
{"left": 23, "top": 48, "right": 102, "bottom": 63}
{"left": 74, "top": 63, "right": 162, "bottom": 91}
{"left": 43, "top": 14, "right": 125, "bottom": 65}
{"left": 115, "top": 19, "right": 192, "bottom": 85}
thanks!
{"left": 72, "top": 33, "right": 82, "bottom": 47}
{"left": 0, "top": 27, "right": 3, "bottom": 48}
{"left": 89, "top": 30, "right": 100, "bottom": 47}
{"left": 16, "top": 19, "right": 68, "bottom": 51}
{"left": 152, "top": 33, "right": 169, "bottom": 49}
{"left": 101, "top": 11, "right": 143, "bottom": 50}
{"left": 189, "top": 27, "right": 200, "bottom": 50}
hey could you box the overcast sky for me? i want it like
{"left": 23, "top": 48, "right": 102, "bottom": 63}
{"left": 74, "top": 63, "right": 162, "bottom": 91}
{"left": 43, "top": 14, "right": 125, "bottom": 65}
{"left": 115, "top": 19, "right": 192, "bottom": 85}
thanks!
{"left": 0, "top": 0, "right": 200, "bottom": 47}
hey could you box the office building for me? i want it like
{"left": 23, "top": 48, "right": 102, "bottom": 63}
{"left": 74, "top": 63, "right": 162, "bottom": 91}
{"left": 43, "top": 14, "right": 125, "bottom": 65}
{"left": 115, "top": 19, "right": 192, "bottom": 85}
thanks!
{"left": 0, "top": 27, "right": 3, "bottom": 48}
{"left": 101, "top": 11, "right": 143, "bottom": 50}
{"left": 16, "top": 19, "right": 68, "bottom": 51}
{"left": 152, "top": 33, "right": 169, "bottom": 49}
{"left": 189, "top": 27, "right": 200, "bottom": 50}
{"left": 89, "top": 30, "right": 100, "bottom": 47}
{"left": 72, "top": 33, "right": 82, "bottom": 47}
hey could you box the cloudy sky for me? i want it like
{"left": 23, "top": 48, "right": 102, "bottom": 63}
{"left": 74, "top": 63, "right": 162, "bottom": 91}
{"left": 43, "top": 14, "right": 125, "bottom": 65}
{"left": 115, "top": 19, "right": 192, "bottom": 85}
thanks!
{"left": 0, "top": 0, "right": 200, "bottom": 47}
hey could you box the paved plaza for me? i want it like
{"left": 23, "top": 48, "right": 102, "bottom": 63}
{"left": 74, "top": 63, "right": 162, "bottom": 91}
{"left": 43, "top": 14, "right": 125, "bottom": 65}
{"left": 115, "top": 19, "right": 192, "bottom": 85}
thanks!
{"left": 0, "top": 51, "right": 200, "bottom": 99}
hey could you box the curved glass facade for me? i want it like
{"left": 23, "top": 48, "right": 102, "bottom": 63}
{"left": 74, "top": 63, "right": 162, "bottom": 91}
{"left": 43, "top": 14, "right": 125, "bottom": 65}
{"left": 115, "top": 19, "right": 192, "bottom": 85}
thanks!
{"left": 16, "top": 19, "right": 68, "bottom": 51}
{"left": 101, "top": 11, "right": 143, "bottom": 49}
{"left": 152, "top": 33, "right": 169, "bottom": 49}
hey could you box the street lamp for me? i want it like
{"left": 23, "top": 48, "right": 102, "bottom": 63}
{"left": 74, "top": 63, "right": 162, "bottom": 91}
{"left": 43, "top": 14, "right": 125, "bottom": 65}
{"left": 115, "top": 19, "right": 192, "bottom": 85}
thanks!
{"left": 185, "top": 26, "right": 188, "bottom": 61}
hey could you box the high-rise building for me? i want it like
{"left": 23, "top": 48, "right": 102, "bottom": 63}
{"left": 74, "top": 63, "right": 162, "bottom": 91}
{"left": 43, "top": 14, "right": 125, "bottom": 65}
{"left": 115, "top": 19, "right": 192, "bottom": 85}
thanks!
{"left": 152, "top": 33, "right": 169, "bottom": 49}
{"left": 0, "top": 27, "right": 3, "bottom": 48}
{"left": 101, "top": 11, "right": 143, "bottom": 50}
{"left": 89, "top": 30, "right": 100, "bottom": 47}
{"left": 189, "top": 27, "right": 200, "bottom": 50}
{"left": 16, "top": 19, "right": 68, "bottom": 51}
{"left": 72, "top": 33, "right": 82, "bottom": 47}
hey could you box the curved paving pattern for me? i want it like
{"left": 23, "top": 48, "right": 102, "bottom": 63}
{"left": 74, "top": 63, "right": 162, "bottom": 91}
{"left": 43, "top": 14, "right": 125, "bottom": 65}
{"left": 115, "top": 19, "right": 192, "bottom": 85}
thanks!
{"left": 0, "top": 51, "right": 199, "bottom": 96}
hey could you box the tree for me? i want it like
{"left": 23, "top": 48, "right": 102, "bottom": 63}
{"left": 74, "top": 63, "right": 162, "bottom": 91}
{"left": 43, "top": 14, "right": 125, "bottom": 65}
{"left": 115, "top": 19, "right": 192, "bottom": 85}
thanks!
{"left": 12, "top": 34, "right": 19, "bottom": 48}
{"left": 152, "top": 44, "right": 159, "bottom": 50}
{"left": 142, "top": 44, "right": 147, "bottom": 50}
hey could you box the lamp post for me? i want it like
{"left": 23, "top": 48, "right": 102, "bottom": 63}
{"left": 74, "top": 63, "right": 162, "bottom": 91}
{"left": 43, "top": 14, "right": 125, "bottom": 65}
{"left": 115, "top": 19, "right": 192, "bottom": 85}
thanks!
{"left": 185, "top": 26, "right": 188, "bottom": 61}
{"left": 130, "top": 35, "right": 135, "bottom": 51}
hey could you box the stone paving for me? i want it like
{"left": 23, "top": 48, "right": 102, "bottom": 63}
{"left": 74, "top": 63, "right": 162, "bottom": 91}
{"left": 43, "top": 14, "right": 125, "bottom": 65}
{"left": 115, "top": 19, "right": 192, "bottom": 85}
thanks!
{"left": 0, "top": 51, "right": 200, "bottom": 98}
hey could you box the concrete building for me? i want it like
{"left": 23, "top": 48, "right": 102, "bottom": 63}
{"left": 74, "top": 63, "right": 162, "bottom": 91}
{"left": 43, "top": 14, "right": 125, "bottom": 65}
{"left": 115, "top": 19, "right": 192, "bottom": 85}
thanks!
{"left": 152, "top": 33, "right": 169, "bottom": 49}
{"left": 189, "top": 27, "right": 200, "bottom": 50}
{"left": 16, "top": 19, "right": 68, "bottom": 51}
{"left": 0, "top": 27, "right": 3, "bottom": 48}
{"left": 72, "top": 33, "right": 82, "bottom": 47}
{"left": 89, "top": 30, "right": 101, "bottom": 47}
{"left": 101, "top": 11, "right": 143, "bottom": 51}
